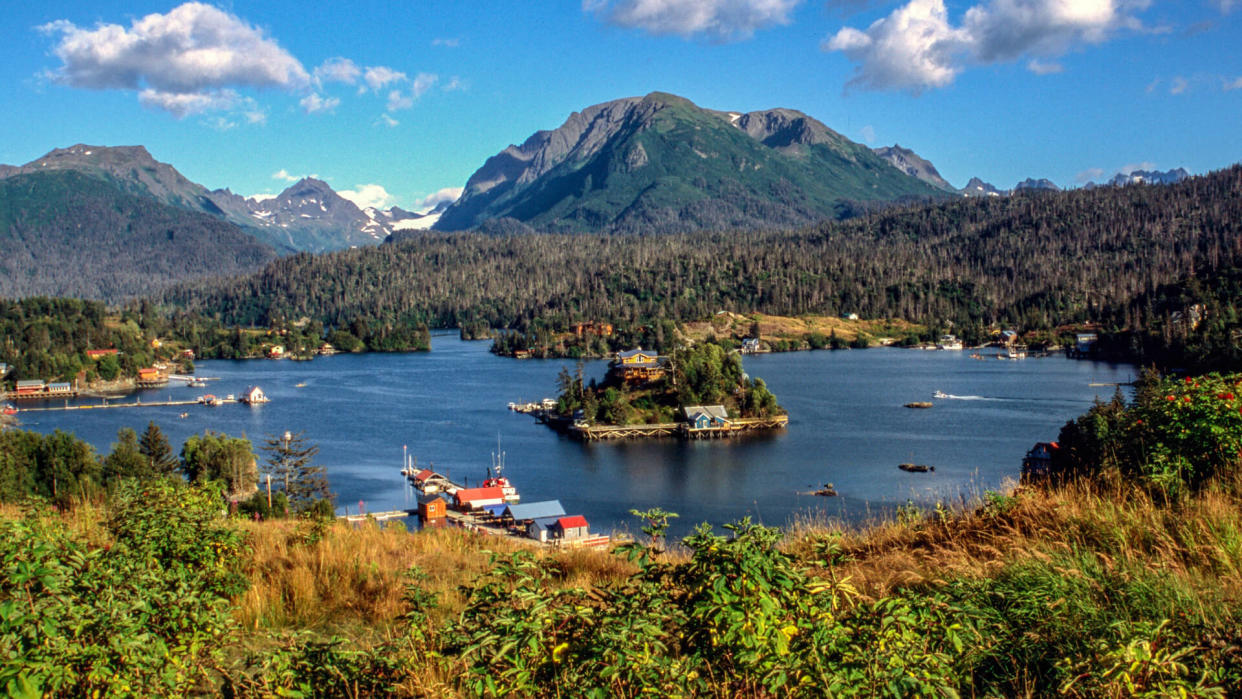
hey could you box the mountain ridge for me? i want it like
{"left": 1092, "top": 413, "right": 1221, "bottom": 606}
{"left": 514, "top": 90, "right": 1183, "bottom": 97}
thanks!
{"left": 434, "top": 92, "right": 949, "bottom": 233}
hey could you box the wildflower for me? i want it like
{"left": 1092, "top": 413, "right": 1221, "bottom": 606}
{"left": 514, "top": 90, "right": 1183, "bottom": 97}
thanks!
{"left": 1167, "top": 395, "right": 1176, "bottom": 401}
{"left": 552, "top": 642, "right": 569, "bottom": 663}
{"left": 1184, "top": 396, "right": 1192, "bottom": 403}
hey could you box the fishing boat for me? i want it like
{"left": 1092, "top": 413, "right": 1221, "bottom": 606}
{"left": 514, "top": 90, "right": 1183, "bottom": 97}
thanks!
{"left": 898, "top": 463, "right": 935, "bottom": 473}
{"left": 187, "top": 378, "right": 208, "bottom": 388}
{"left": 933, "top": 390, "right": 949, "bottom": 399}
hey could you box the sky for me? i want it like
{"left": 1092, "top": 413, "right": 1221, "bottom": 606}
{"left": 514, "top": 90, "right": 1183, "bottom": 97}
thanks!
{"left": 1, "top": 1, "right": 1239, "bottom": 211}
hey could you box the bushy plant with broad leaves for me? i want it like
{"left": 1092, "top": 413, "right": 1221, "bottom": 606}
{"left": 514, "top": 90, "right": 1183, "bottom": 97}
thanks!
{"left": 0, "top": 480, "right": 246, "bottom": 696}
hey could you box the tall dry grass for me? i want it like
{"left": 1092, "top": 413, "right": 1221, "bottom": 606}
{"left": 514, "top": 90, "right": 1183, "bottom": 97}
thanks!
{"left": 784, "top": 474, "right": 1242, "bottom": 606}
{"left": 234, "top": 518, "right": 636, "bottom": 638}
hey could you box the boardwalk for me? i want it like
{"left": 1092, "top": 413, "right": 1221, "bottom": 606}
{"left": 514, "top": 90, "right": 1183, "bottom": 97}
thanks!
{"left": 17, "top": 397, "right": 239, "bottom": 412}
{"left": 568, "top": 415, "right": 789, "bottom": 441}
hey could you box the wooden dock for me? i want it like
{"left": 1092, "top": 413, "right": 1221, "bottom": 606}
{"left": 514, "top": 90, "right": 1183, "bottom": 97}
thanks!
{"left": 16, "top": 397, "right": 238, "bottom": 412}
{"left": 568, "top": 415, "right": 789, "bottom": 441}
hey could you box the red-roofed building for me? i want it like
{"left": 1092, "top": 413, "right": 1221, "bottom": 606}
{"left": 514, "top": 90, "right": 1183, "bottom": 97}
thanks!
{"left": 554, "top": 515, "right": 590, "bottom": 541}
{"left": 453, "top": 486, "right": 507, "bottom": 510}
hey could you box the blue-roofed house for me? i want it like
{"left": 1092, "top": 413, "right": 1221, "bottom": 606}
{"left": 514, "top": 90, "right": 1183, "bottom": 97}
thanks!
{"left": 505, "top": 500, "right": 565, "bottom": 523}
{"left": 741, "top": 338, "right": 760, "bottom": 354}
{"left": 527, "top": 516, "right": 561, "bottom": 543}
{"left": 683, "top": 405, "right": 731, "bottom": 431}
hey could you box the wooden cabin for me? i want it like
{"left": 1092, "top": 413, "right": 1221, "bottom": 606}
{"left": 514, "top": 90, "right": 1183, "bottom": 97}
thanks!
{"left": 1021, "top": 442, "right": 1060, "bottom": 480}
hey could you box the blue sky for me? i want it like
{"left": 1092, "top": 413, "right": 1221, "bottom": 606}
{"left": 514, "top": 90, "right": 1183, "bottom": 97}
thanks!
{"left": 1, "top": 1, "right": 1239, "bottom": 210}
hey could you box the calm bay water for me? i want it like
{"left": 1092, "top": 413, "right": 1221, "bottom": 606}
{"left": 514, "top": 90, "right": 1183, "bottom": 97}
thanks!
{"left": 16, "top": 333, "right": 1133, "bottom": 537}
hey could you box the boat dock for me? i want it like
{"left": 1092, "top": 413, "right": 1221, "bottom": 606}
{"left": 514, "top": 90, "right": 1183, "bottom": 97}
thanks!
{"left": 15, "top": 396, "right": 241, "bottom": 412}
{"left": 566, "top": 415, "right": 789, "bottom": 441}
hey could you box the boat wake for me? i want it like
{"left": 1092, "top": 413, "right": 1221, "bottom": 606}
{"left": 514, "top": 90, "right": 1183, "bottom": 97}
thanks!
{"left": 934, "top": 392, "right": 1004, "bottom": 401}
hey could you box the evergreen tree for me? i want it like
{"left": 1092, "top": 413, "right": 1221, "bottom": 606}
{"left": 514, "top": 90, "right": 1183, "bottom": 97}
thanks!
{"left": 139, "top": 421, "right": 178, "bottom": 476}
{"left": 260, "top": 431, "right": 331, "bottom": 513}
{"left": 180, "top": 432, "right": 258, "bottom": 499}
{"left": 102, "top": 427, "right": 147, "bottom": 485}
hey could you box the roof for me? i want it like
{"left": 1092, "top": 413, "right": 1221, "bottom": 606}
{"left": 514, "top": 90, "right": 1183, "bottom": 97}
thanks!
{"left": 556, "top": 515, "right": 589, "bottom": 530}
{"left": 617, "top": 348, "right": 652, "bottom": 360}
{"left": 505, "top": 500, "right": 565, "bottom": 521}
{"left": 16, "top": 380, "right": 44, "bottom": 388}
{"left": 481, "top": 504, "right": 509, "bottom": 517}
{"left": 413, "top": 468, "right": 435, "bottom": 482}
{"left": 529, "top": 516, "right": 560, "bottom": 532}
{"left": 454, "top": 486, "right": 505, "bottom": 502}
{"left": 417, "top": 493, "right": 449, "bottom": 506}
{"left": 684, "top": 405, "right": 729, "bottom": 420}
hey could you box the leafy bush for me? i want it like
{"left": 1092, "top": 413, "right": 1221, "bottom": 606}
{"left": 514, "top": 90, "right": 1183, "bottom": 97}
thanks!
{"left": 0, "top": 480, "right": 246, "bottom": 695}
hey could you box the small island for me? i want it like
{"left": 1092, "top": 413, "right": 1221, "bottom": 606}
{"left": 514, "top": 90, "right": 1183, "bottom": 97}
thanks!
{"left": 534, "top": 342, "right": 788, "bottom": 441}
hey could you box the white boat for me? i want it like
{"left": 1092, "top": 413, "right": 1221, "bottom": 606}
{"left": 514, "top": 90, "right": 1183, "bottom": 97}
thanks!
{"left": 933, "top": 390, "right": 949, "bottom": 399}
{"left": 936, "top": 335, "right": 963, "bottom": 350}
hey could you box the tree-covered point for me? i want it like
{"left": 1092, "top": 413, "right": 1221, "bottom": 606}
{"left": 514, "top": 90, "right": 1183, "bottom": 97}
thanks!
{"left": 555, "top": 341, "right": 783, "bottom": 426}
{"left": 0, "top": 297, "right": 166, "bottom": 384}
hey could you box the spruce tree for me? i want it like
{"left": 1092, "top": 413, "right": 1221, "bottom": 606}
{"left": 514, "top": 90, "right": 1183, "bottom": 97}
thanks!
{"left": 138, "top": 421, "right": 178, "bottom": 476}
{"left": 260, "top": 431, "right": 331, "bottom": 513}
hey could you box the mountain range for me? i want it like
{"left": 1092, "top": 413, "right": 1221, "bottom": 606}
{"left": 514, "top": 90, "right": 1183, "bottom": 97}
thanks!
{"left": 0, "top": 145, "right": 436, "bottom": 253}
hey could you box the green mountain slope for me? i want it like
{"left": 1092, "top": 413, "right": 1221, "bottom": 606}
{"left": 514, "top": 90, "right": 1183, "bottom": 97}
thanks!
{"left": 0, "top": 170, "right": 277, "bottom": 300}
{"left": 435, "top": 92, "right": 947, "bottom": 233}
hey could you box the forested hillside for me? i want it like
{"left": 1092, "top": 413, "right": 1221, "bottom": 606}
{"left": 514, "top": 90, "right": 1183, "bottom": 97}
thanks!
{"left": 163, "top": 166, "right": 1242, "bottom": 354}
{"left": 0, "top": 170, "right": 276, "bottom": 300}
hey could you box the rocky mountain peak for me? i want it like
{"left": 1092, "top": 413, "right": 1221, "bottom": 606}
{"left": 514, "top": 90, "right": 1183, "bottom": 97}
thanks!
{"left": 873, "top": 144, "right": 955, "bottom": 191}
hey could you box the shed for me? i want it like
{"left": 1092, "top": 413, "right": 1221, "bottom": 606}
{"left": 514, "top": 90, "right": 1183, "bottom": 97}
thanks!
{"left": 453, "top": 486, "right": 506, "bottom": 510}
{"left": 241, "top": 386, "right": 269, "bottom": 404}
{"left": 46, "top": 383, "right": 73, "bottom": 395}
{"left": 554, "top": 515, "right": 590, "bottom": 541}
{"left": 527, "top": 516, "right": 560, "bottom": 543}
{"left": 418, "top": 494, "right": 448, "bottom": 521}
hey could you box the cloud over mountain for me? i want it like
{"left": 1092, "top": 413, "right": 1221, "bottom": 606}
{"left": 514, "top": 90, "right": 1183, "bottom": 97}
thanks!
{"left": 585, "top": 0, "right": 802, "bottom": 41}
{"left": 824, "top": 0, "right": 1150, "bottom": 92}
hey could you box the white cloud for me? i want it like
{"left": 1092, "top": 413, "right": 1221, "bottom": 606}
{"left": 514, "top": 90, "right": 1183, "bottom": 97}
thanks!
{"left": 300, "top": 92, "right": 340, "bottom": 113}
{"left": 273, "top": 169, "right": 300, "bottom": 182}
{"left": 314, "top": 57, "right": 361, "bottom": 85}
{"left": 249, "top": 193, "right": 277, "bottom": 202}
{"left": 442, "top": 76, "right": 465, "bottom": 92}
{"left": 40, "top": 2, "right": 308, "bottom": 115}
{"left": 1213, "top": 0, "right": 1236, "bottom": 13}
{"left": 138, "top": 88, "right": 240, "bottom": 117}
{"left": 1027, "top": 58, "right": 1062, "bottom": 74}
{"left": 1169, "top": 76, "right": 1188, "bottom": 94}
{"left": 1145, "top": 77, "right": 1160, "bottom": 93}
{"left": 432, "top": 37, "right": 461, "bottom": 47}
{"left": 415, "top": 187, "right": 464, "bottom": 213}
{"left": 859, "top": 124, "right": 876, "bottom": 143}
{"left": 364, "top": 66, "right": 408, "bottom": 92}
{"left": 824, "top": 0, "right": 1150, "bottom": 92}
{"left": 338, "top": 184, "right": 394, "bottom": 210}
{"left": 386, "top": 73, "right": 438, "bottom": 111}
{"left": 1225, "top": 76, "right": 1242, "bottom": 90}
{"left": 377, "top": 113, "right": 400, "bottom": 128}
{"left": 586, "top": 0, "right": 802, "bottom": 42}
{"left": 1118, "top": 161, "right": 1157, "bottom": 174}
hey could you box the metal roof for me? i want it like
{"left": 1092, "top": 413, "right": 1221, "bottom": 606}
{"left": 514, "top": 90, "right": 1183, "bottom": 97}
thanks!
{"left": 481, "top": 504, "right": 508, "bottom": 517}
{"left": 616, "top": 348, "right": 652, "bottom": 359}
{"left": 684, "top": 405, "right": 729, "bottom": 420}
{"left": 556, "top": 515, "right": 589, "bottom": 530}
{"left": 529, "top": 516, "right": 560, "bottom": 532}
{"left": 505, "top": 500, "right": 565, "bottom": 521}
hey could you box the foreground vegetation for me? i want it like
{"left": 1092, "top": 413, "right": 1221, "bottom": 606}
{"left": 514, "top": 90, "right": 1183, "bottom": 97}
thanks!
{"left": 2, "top": 371, "right": 1242, "bottom": 695}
